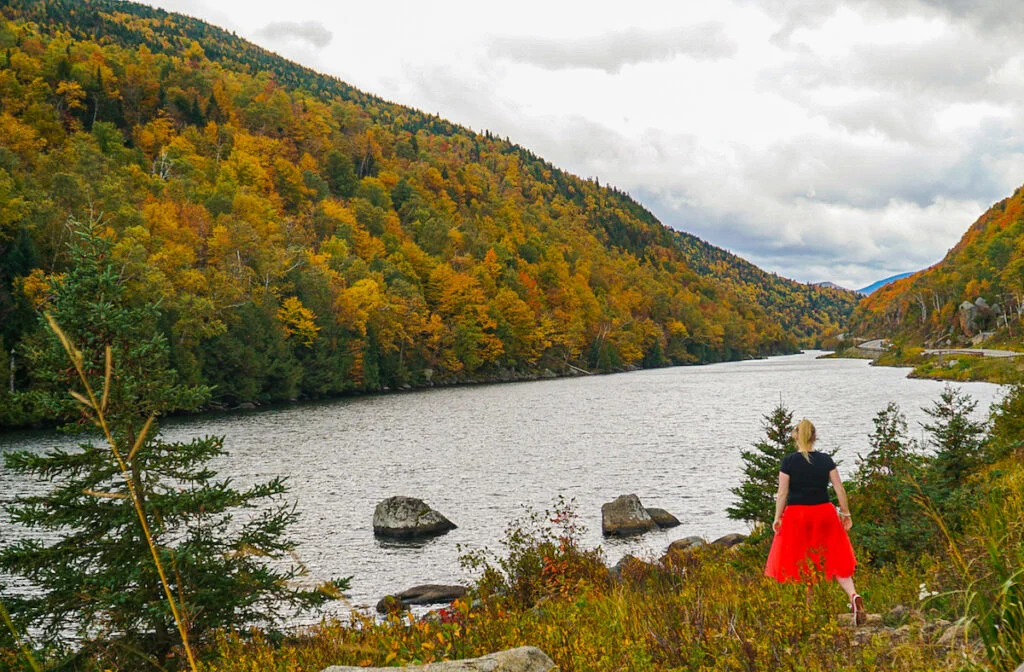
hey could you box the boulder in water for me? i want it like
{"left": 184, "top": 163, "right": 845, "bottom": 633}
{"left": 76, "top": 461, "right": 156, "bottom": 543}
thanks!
{"left": 646, "top": 507, "right": 680, "bottom": 528}
{"left": 373, "top": 496, "right": 456, "bottom": 539}
{"left": 602, "top": 494, "right": 658, "bottom": 537}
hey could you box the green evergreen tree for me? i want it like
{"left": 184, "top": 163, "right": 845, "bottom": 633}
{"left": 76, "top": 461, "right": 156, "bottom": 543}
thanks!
{"left": 0, "top": 223, "right": 347, "bottom": 669}
{"left": 856, "top": 401, "right": 919, "bottom": 481}
{"left": 923, "top": 385, "right": 986, "bottom": 493}
{"left": 19, "top": 219, "right": 207, "bottom": 433}
{"left": 728, "top": 403, "right": 795, "bottom": 527}
{"left": 188, "top": 96, "right": 204, "bottom": 126}
{"left": 986, "top": 381, "right": 1024, "bottom": 461}
{"left": 849, "top": 402, "right": 931, "bottom": 565}
{"left": 921, "top": 385, "right": 987, "bottom": 532}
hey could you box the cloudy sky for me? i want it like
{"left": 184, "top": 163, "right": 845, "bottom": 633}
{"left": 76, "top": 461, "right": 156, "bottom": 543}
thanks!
{"left": 137, "top": 0, "right": 1024, "bottom": 289}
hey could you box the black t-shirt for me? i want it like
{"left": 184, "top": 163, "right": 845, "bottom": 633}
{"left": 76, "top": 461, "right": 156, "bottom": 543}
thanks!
{"left": 780, "top": 451, "right": 836, "bottom": 506}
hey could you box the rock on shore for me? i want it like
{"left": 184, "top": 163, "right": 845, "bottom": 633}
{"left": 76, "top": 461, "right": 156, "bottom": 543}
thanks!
{"left": 667, "top": 536, "right": 706, "bottom": 554}
{"left": 376, "top": 584, "right": 468, "bottom": 614}
{"left": 373, "top": 496, "right": 456, "bottom": 539}
{"left": 711, "top": 533, "right": 747, "bottom": 548}
{"left": 321, "top": 646, "right": 556, "bottom": 671}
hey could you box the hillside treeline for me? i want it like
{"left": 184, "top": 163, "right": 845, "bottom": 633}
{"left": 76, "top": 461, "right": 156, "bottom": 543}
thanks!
{"left": 853, "top": 185, "right": 1024, "bottom": 344}
{"left": 0, "top": 0, "right": 857, "bottom": 425}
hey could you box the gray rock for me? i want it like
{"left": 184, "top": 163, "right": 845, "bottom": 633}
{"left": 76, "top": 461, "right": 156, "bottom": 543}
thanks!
{"left": 936, "top": 621, "right": 971, "bottom": 647}
{"left": 601, "top": 494, "right": 659, "bottom": 537}
{"left": 711, "top": 533, "right": 747, "bottom": 548}
{"left": 883, "top": 604, "right": 910, "bottom": 626}
{"left": 667, "top": 536, "right": 705, "bottom": 554}
{"left": 608, "top": 554, "right": 649, "bottom": 582}
{"left": 321, "top": 646, "right": 556, "bottom": 671}
{"left": 373, "top": 496, "right": 456, "bottom": 539}
{"left": 376, "top": 584, "right": 468, "bottom": 614}
{"left": 646, "top": 508, "right": 680, "bottom": 528}
{"left": 838, "top": 612, "right": 883, "bottom": 627}
{"left": 376, "top": 594, "right": 406, "bottom": 614}
{"left": 959, "top": 300, "right": 978, "bottom": 335}
{"left": 922, "top": 618, "right": 952, "bottom": 640}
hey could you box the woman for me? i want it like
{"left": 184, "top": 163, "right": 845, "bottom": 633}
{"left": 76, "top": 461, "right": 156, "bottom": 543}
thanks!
{"left": 764, "top": 418, "right": 865, "bottom": 624}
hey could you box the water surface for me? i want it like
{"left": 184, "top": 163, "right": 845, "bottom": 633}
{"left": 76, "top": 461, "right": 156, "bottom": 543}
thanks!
{"left": 0, "top": 352, "right": 1002, "bottom": 620}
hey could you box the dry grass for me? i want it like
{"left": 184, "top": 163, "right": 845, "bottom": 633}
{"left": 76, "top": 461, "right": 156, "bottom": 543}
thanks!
{"left": 197, "top": 537, "right": 981, "bottom": 672}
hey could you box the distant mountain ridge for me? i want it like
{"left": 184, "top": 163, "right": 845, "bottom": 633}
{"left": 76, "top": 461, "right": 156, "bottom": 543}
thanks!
{"left": 0, "top": 0, "right": 859, "bottom": 423}
{"left": 856, "top": 272, "right": 917, "bottom": 296}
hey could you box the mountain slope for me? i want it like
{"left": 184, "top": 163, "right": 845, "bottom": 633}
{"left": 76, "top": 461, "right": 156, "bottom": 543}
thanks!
{"left": 0, "top": 0, "right": 858, "bottom": 423}
{"left": 851, "top": 185, "right": 1024, "bottom": 343}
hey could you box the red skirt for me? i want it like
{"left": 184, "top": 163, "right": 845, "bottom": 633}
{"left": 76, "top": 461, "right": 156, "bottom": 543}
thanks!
{"left": 764, "top": 503, "right": 856, "bottom": 582}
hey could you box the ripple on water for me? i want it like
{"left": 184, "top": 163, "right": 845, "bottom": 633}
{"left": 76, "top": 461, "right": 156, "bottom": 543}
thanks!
{"left": 0, "top": 351, "right": 1003, "bottom": 624}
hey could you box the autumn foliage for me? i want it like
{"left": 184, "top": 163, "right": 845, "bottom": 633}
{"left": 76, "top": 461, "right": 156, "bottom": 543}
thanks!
{"left": 852, "top": 184, "right": 1024, "bottom": 344}
{"left": 0, "top": 0, "right": 857, "bottom": 426}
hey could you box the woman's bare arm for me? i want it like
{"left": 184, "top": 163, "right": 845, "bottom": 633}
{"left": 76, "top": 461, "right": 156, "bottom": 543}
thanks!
{"left": 773, "top": 472, "right": 790, "bottom": 532}
{"left": 830, "top": 468, "right": 853, "bottom": 530}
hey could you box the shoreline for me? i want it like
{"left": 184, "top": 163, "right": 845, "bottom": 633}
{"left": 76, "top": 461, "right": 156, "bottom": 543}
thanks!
{"left": 826, "top": 345, "right": 1020, "bottom": 385}
{"left": 0, "top": 346, "right": 803, "bottom": 434}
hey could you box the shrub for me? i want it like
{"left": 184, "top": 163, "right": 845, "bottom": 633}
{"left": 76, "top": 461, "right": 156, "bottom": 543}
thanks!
{"left": 460, "top": 497, "right": 607, "bottom": 608}
{"left": 986, "top": 380, "right": 1024, "bottom": 461}
{"left": 850, "top": 402, "right": 933, "bottom": 564}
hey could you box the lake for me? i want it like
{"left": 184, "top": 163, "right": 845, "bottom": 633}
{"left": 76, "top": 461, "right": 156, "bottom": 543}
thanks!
{"left": 0, "top": 351, "right": 1003, "bottom": 621}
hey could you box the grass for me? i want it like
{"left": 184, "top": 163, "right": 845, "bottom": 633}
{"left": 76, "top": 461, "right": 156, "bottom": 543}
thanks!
{"left": 194, "top": 461, "right": 1024, "bottom": 672}
{"left": 961, "top": 458, "right": 1024, "bottom": 672}
{"left": 830, "top": 344, "right": 1024, "bottom": 384}
{"left": 0, "top": 599, "right": 41, "bottom": 672}
{"left": 194, "top": 525, "right": 986, "bottom": 672}
{"left": 907, "top": 355, "right": 1024, "bottom": 385}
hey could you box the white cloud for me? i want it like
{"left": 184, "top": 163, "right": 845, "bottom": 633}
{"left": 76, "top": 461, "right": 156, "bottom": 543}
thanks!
{"left": 488, "top": 23, "right": 736, "bottom": 74}
{"left": 136, "top": 0, "right": 1024, "bottom": 288}
{"left": 256, "top": 21, "right": 332, "bottom": 49}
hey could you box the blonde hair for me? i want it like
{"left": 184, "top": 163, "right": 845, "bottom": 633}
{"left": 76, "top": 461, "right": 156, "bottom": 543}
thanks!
{"left": 794, "top": 419, "right": 817, "bottom": 462}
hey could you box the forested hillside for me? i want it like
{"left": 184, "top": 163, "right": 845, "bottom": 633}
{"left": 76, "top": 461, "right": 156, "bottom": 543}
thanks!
{"left": 852, "top": 185, "right": 1024, "bottom": 344}
{"left": 0, "top": 0, "right": 858, "bottom": 426}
